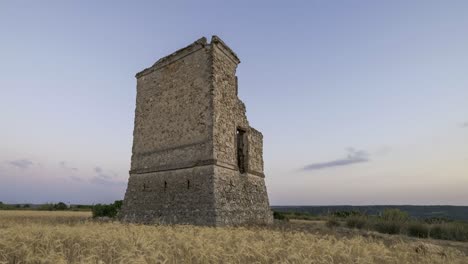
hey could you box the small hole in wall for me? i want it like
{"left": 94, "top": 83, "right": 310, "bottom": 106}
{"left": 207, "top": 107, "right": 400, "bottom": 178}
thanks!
{"left": 164, "top": 181, "right": 167, "bottom": 191}
{"left": 187, "top": 180, "right": 190, "bottom": 189}
{"left": 143, "top": 183, "right": 147, "bottom": 191}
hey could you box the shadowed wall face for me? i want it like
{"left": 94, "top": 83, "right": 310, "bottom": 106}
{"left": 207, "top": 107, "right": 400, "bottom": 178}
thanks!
{"left": 121, "top": 36, "right": 273, "bottom": 226}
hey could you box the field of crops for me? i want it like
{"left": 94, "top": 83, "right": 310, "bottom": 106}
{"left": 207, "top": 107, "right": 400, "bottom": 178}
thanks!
{"left": 0, "top": 211, "right": 467, "bottom": 263}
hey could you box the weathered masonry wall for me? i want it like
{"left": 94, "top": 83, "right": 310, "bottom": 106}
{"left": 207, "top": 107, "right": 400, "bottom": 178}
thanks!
{"left": 120, "top": 36, "right": 273, "bottom": 226}
{"left": 122, "top": 166, "right": 217, "bottom": 225}
{"left": 247, "top": 128, "right": 264, "bottom": 174}
{"left": 213, "top": 166, "right": 272, "bottom": 225}
{"left": 131, "top": 39, "right": 214, "bottom": 173}
{"left": 210, "top": 37, "right": 271, "bottom": 225}
{"left": 211, "top": 37, "right": 265, "bottom": 177}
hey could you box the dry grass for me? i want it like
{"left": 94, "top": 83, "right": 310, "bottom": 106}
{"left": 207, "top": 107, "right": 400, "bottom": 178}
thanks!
{"left": 0, "top": 211, "right": 467, "bottom": 263}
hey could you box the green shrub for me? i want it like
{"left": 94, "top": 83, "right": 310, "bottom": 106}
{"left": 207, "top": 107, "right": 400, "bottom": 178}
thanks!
{"left": 374, "top": 221, "right": 403, "bottom": 235}
{"left": 54, "top": 202, "right": 68, "bottom": 210}
{"left": 424, "top": 217, "right": 451, "bottom": 224}
{"left": 447, "top": 223, "right": 466, "bottom": 241}
{"left": 430, "top": 225, "right": 444, "bottom": 240}
{"left": 113, "top": 200, "right": 123, "bottom": 209}
{"left": 273, "top": 211, "right": 287, "bottom": 221}
{"left": 289, "top": 212, "right": 314, "bottom": 220}
{"left": 326, "top": 218, "right": 340, "bottom": 229}
{"left": 332, "top": 210, "right": 364, "bottom": 218}
{"left": 273, "top": 211, "right": 316, "bottom": 221}
{"left": 430, "top": 223, "right": 468, "bottom": 242}
{"left": 407, "top": 222, "right": 429, "bottom": 238}
{"left": 346, "top": 216, "right": 367, "bottom": 229}
{"left": 380, "top": 209, "right": 409, "bottom": 222}
{"left": 71, "top": 204, "right": 93, "bottom": 211}
{"left": 38, "top": 203, "right": 55, "bottom": 211}
{"left": 37, "top": 202, "right": 68, "bottom": 211}
{"left": 92, "top": 200, "right": 123, "bottom": 218}
{"left": 0, "top": 202, "right": 14, "bottom": 210}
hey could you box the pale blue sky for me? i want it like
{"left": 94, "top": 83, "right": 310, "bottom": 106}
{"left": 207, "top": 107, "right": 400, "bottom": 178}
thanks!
{"left": 1, "top": 1, "right": 467, "bottom": 205}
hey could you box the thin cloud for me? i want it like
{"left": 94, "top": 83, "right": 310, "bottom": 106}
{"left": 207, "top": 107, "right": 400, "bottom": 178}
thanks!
{"left": 302, "top": 148, "right": 369, "bottom": 171}
{"left": 59, "top": 161, "right": 78, "bottom": 171}
{"left": 90, "top": 166, "right": 124, "bottom": 186}
{"left": 69, "top": 175, "right": 84, "bottom": 182}
{"left": 374, "top": 146, "right": 391, "bottom": 157}
{"left": 461, "top": 122, "right": 468, "bottom": 128}
{"left": 90, "top": 175, "right": 125, "bottom": 186}
{"left": 9, "top": 159, "right": 33, "bottom": 169}
{"left": 94, "top": 166, "right": 103, "bottom": 174}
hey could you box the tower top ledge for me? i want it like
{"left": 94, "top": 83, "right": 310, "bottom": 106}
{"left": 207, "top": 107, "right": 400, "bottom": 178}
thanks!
{"left": 136, "top": 35, "right": 240, "bottom": 78}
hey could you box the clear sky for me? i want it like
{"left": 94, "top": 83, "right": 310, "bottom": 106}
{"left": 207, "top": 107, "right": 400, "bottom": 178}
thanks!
{"left": 1, "top": 1, "right": 467, "bottom": 205}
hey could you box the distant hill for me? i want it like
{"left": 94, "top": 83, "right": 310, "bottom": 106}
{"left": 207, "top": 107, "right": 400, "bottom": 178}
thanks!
{"left": 271, "top": 205, "right": 468, "bottom": 221}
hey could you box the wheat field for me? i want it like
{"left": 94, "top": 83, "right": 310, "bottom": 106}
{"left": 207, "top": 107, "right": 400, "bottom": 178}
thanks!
{"left": 0, "top": 211, "right": 467, "bottom": 263}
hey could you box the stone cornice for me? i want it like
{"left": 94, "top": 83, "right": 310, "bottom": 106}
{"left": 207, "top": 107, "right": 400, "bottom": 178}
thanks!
{"left": 130, "top": 158, "right": 264, "bottom": 178}
{"left": 135, "top": 37, "right": 208, "bottom": 78}
{"left": 135, "top": 36, "right": 240, "bottom": 79}
{"left": 210, "top": 35, "right": 241, "bottom": 64}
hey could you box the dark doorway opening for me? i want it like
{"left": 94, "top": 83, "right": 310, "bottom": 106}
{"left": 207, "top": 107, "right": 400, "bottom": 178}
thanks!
{"left": 237, "top": 128, "right": 246, "bottom": 173}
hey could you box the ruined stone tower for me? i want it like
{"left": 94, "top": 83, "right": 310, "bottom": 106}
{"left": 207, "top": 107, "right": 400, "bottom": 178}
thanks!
{"left": 120, "top": 36, "right": 273, "bottom": 226}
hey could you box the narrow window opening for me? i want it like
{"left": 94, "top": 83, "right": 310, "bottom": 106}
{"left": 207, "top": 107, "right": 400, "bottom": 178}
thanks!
{"left": 164, "top": 181, "right": 167, "bottom": 191}
{"left": 237, "top": 128, "right": 246, "bottom": 173}
{"left": 143, "top": 183, "right": 147, "bottom": 191}
{"left": 187, "top": 180, "right": 190, "bottom": 189}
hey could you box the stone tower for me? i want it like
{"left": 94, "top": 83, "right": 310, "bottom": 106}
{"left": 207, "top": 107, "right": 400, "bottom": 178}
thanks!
{"left": 120, "top": 36, "right": 273, "bottom": 226}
